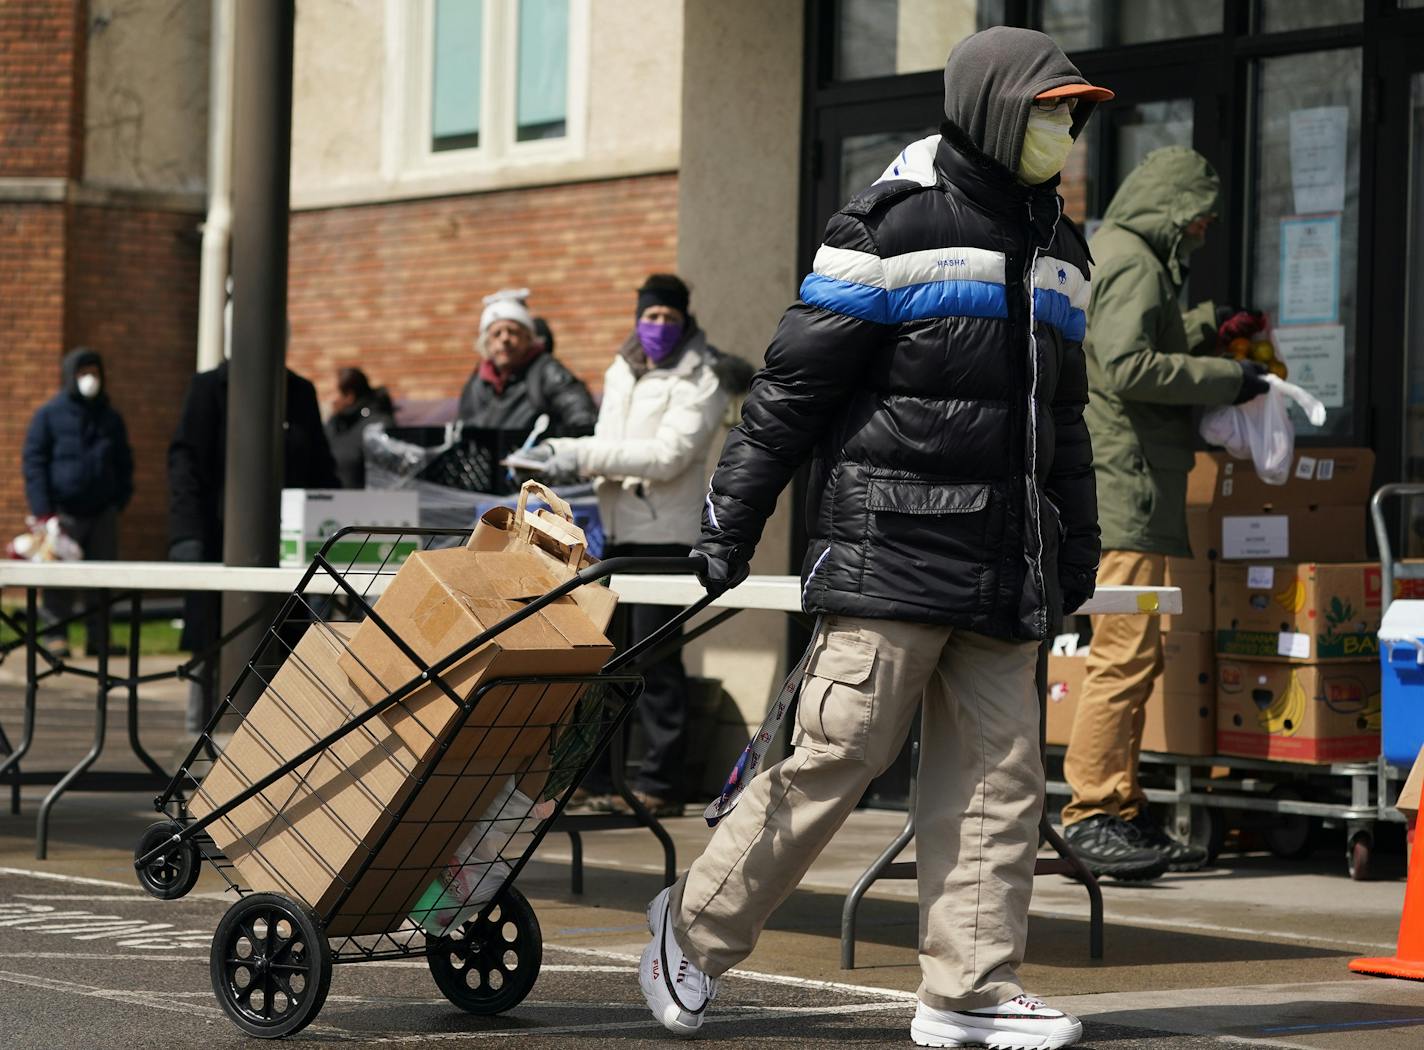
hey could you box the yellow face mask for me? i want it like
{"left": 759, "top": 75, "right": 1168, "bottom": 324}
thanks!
{"left": 1017, "top": 106, "right": 1075, "bottom": 185}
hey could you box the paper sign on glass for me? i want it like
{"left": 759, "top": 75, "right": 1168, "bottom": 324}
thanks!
{"left": 1279, "top": 215, "right": 1341, "bottom": 325}
{"left": 1289, "top": 106, "right": 1348, "bottom": 215}
{"left": 1273, "top": 325, "right": 1346, "bottom": 409}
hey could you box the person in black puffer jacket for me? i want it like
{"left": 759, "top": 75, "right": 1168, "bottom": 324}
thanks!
{"left": 457, "top": 290, "right": 596, "bottom": 438}
{"left": 325, "top": 367, "right": 395, "bottom": 489}
{"left": 636, "top": 29, "right": 1106, "bottom": 1048}
{"left": 22, "top": 347, "right": 134, "bottom": 654}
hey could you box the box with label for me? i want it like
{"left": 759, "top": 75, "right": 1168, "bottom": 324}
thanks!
{"left": 1214, "top": 562, "right": 1398, "bottom": 663}
{"left": 1187, "top": 448, "right": 1375, "bottom": 511}
{"left": 1216, "top": 658, "right": 1381, "bottom": 763}
{"left": 1186, "top": 448, "right": 1373, "bottom": 564}
{"left": 280, "top": 489, "right": 420, "bottom": 568}
{"left": 1143, "top": 632, "right": 1216, "bottom": 755}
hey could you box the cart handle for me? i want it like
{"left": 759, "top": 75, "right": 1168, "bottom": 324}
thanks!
{"left": 1370, "top": 484, "right": 1424, "bottom": 611}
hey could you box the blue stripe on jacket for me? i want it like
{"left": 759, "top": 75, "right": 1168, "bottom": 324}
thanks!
{"left": 1033, "top": 288, "right": 1086, "bottom": 342}
{"left": 800, "top": 273, "right": 1008, "bottom": 326}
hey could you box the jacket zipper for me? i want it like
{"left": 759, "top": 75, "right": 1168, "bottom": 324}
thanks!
{"left": 1024, "top": 196, "right": 1063, "bottom": 634}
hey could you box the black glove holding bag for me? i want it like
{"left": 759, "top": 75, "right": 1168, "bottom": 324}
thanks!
{"left": 1233, "top": 361, "right": 1271, "bottom": 405}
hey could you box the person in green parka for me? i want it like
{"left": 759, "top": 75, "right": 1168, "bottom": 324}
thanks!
{"left": 1062, "top": 146, "right": 1269, "bottom": 881}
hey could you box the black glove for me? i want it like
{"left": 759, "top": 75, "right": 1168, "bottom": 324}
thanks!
{"left": 168, "top": 537, "right": 205, "bottom": 562}
{"left": 1233, "top": 361, "right": 1271, "bottom": 405}
{"left": 1061, "top": 569, "right": 1095, "bottom": 616}
{"left": 690, "top": 548, "right": 749, "bottom": 597}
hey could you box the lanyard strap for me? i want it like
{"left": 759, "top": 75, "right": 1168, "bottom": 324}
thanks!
{"left": 703, "top": 617, "right": 821, "bottom": 827}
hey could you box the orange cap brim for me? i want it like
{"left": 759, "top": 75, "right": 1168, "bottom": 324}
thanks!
{"left": 1036, "top": 83, "right": 1115, "bottom": 103}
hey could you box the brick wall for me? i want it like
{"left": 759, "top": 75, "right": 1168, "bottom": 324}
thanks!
{"left": 0, "top": 1, "right": 86, "bottom": 178}
{"left": 287, "top": 173, "right": 679, "bottom": 410}
{"left": 67, "top": 206, "right": 203, "bottom": 559}
{"left": 0, "top": 205, "right": 69, "bottom": 551}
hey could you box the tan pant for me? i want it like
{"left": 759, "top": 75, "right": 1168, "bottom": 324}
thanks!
{"left": 671, "top": 615, "right": 1042, "bottom": 1011}
{"left": 1061, "top": 550, "right": 1166, "bottom": 827}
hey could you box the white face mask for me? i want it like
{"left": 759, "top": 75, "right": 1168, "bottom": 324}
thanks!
{"left": 76, "top": 374, "right": 101, "bottom": 399}
{"left": 1018, "top": 105, "right": 1075, "bottom": 185}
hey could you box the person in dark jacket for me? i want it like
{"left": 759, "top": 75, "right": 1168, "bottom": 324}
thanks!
{"left": 636, "top": 29, "right": 1106, "bottom": 1048}
{"left": 168, "top": 360, "right": 340, "bottom": 730}
{"left": 457, "top": 290, "right": 596, "bottom": 438}
{"left": 325, "top": 367, "right": 395, "bottom": 489}
{"left": 22, "top": 347, "right": 134, "bottom": 654}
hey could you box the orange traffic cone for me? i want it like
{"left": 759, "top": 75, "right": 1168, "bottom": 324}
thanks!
{"left": 1351, "top": 820, "right": 1424, "bottom": 980}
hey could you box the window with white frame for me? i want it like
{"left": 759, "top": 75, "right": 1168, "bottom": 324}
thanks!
{"left": 419, "top": 0, "right": 578, "bottom": 163}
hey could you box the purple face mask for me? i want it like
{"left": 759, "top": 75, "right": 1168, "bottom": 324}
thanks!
{"left": 637, "top": 320, "right": 684, "bottom": 364}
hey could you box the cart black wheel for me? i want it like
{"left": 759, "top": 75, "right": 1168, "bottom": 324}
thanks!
{"left": 427, "top": 886, "right": 542, "bottom": 1015}
{"left": 211, "top": 893, "right": 332, "bottom": 1038}
{"left": 1348, "top": 831, "right": 1374, "bottom": 881}
{"left": 134, "top": 821, "right": 200, "bottom": 900}
{"left": 1265, "top": 786, "right": 1317, "bottom": 860}
{"left": 1188, "top": 805, "right": 1227, "bottom": 865}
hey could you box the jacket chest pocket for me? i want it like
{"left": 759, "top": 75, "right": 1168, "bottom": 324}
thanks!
{"left": 866, "top": 479, "right": 989, "bottom": 515}
{"left": 793, "top": 630, "right": 876, "bottom": 761}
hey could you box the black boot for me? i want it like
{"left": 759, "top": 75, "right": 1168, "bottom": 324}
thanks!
{"left": 1125, "top": 810, "right": 1209, "bottom": 872}
{"left": 1063, "top": 814, "right": 1167, "bottom": 882}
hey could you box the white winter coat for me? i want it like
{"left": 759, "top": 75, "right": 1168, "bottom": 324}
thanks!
{"left": 553, "top": 331, "right": 729, "bottom": 546}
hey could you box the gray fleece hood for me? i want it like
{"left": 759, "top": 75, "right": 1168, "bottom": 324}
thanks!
{"left": 943, "top": 27, "right": 1102, "bottom": 173}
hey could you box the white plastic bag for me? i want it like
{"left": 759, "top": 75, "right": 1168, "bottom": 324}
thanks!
{"left": 407, "top": 776, "right": 557, "bottom": 936}
{"left": 1199, "top": 376, "right": 1326, "bottom": 485}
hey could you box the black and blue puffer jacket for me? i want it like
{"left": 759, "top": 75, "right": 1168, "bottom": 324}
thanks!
{"left": 698, "top": 123, "right": 1101, "bottom": 641}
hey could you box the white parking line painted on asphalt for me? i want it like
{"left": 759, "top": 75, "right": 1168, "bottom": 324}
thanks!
{"left": 0, "top": 867, "right": 141, "bottom": 890}
{"left": 0, "top": 902, "right": 210, "bottom": 948}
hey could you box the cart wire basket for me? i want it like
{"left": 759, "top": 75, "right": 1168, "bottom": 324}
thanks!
{"left": 133, "top": 524, "right": 711, "bottom": 1037}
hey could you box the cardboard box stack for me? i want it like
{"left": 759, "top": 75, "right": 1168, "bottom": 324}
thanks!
{"left": 1045, "top": 633, "right": 1214, "bottom": 755}
{"left": 1199, "top": 448, "right": 1383, "bottom": 763}
{"left": 192, "top": 483, "right": 615, "bottom": 936}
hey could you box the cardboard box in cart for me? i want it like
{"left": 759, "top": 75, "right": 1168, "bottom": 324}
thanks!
{"left": 280, "top": 489, "right": 420, "bottom": 568}
{"left": 1215, "top": 658, "right": 1380, "bottom": 763}
{"left": 1213, "top": 561, "right": 1417, "bottom": 663}
{"left": 1185, "top": 448, "right": 1373, "bottom": 563}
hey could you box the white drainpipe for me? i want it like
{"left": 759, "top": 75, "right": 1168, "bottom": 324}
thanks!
{"left": 196, "top": 0, "right": 235, "bottom": 371}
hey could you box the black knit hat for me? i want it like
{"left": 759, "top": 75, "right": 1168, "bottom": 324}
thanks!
{"left": 636, "top": 274, "right": 690, "bottom": 318}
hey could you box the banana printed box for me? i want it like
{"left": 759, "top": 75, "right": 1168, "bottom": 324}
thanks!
{"left": 1216, "top": 659, "right": 1380, "bottom": 763}
{"left": 1214, "top": 562, "right": 1424, "bottom": 663}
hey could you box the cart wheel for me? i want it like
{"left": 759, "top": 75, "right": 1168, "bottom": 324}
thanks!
{"left": 1265, "top": 787, "right": 1316, "bottom": 860}
{"left": 1188, "top": 806, "right": 1227, "bottom": 865}
{"left": 210, "top": 892, "right": 332, "bottom": 1038}
{"left": 1347, "top": 831, "right": 1374, "bottom": 881}
{"left": 134, "top": 820, "right": 200, "bottom": 900}
{"left": 428, "top": 886, "right": 542, "bottom": 1015}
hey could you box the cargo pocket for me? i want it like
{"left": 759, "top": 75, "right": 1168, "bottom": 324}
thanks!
{"left": 792, "top": 630, "right": 877, "bottom": 761}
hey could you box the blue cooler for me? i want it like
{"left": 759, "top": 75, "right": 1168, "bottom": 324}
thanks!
{"left": 1379, "top": 600, "right": 1424, "bottom": 766}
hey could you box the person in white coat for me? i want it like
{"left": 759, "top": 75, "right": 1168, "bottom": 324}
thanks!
{"left": 532, "top": 274, "right": 731, "bottom": 814}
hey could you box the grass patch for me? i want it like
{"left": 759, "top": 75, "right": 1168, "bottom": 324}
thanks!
{"left": 0, "top": 606, "right": 184, "bottom": 656}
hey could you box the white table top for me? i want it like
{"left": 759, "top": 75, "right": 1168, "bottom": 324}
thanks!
{"left": 0, "top": 560, "right": 1180, "bottom": 616}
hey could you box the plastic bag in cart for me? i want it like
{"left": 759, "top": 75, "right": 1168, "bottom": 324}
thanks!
{"left": 1199, "top": 375, "right": 1326, "bottom": 485}
{"left": 409, "top": 776, "right": 556, "bottom": 936}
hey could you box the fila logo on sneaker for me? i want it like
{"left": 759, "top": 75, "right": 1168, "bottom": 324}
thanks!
{"left": 651, "top": 960, "right": 660, "bottom": 980}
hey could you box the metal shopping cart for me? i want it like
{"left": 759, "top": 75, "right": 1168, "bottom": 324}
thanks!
{"left": 132, "top": 523, "right": 711, "bottom": 1038}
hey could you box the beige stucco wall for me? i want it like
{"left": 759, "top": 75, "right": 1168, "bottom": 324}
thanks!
{"left": 290, "top": 0, "right": 683, "bottom": 209}
{"left": 83, "top": 0, "right": 211, "bottom": 194}
{"left": 676, "top": 0, "right": 804, "bottom": 759}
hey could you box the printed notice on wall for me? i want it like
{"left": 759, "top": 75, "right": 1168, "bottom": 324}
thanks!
{"left": 1289, "top": 106, "right": 1348, "bottom": 214}
{"left": 1273, "top": 325, "right": 1347, "bottom": 409}
{"left": 1279, "top": 215, "right": 1341, "bottom": 325}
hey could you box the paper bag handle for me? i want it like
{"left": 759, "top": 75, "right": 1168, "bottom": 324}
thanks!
{"left": 515, "top": 480, "right": 574, "bottom": 526}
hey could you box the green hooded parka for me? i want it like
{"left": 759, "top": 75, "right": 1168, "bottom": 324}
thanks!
{"left": 1084, "top": 146, "right": 1245, "bottom": 557}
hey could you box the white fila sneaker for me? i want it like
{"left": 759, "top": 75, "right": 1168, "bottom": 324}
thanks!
{"left": 639, "top": 886, "right": 718, "bottom": 1037}
{"left": 911, "top": 994, "right": 1083, "bottom": 1049}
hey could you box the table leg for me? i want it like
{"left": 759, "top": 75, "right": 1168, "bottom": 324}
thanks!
{"left": 36, "top": 590, "right": 112, "bottom": 859}
{"left": 124, "top": 595, "right": 167, "bottom": 780}
{"left": 0, "top": 589, "right": 41, "bottom": 816}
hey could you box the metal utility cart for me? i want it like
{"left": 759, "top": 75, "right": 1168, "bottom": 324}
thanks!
{"left": 133, "top": 523, "right": 711, "bottom": 1038}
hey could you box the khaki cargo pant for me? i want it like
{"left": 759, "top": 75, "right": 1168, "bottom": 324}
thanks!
{"left": 669, "top": 615, "right": 1043, "bottom": 1011}
{"left": 1061, "top": 550, "right": 1166, "bottom": 827}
